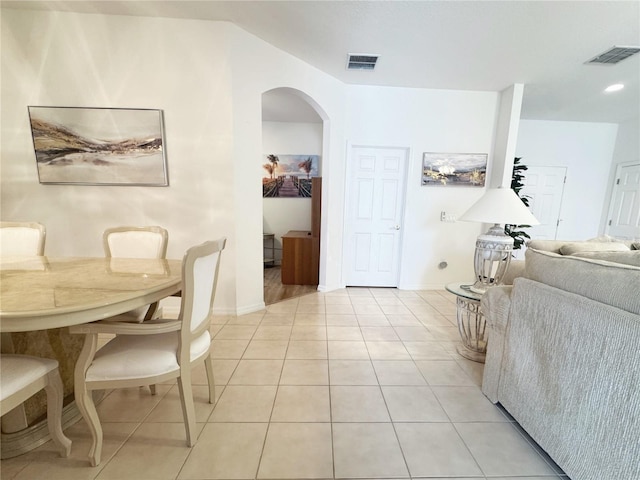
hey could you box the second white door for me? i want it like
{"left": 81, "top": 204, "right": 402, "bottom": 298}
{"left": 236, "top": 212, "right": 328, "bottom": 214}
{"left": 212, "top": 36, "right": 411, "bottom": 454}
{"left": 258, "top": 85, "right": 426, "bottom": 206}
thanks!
{"left": 607, "top": 162, "right": 640, "bottom": 239}
{"left": 521, "top": 166, "right": 567, "bottom": 241}
{"left": 344, "top": 146, "right": 408, "bottom": 287}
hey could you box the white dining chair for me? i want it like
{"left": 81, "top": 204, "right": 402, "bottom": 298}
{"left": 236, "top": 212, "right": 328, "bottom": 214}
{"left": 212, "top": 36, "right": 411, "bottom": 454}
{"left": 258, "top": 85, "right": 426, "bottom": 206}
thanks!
{"left": 0, "top": 355, "right": 72, "bottom": 457}
{"left": 0, "top": 222, "right": 46, "bottom": 256}
{"left": 69, "top": 237, "right": 226, "bottom": 466}
{"left": 103, "top": 226, "right": 169, "bottom": 322}
{"left": 0, "top": 221, "right": 48, "bottom": 441}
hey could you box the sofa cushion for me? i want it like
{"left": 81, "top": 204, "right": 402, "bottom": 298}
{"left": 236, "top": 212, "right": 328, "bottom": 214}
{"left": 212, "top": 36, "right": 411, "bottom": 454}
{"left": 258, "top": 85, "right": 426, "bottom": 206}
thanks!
{"left": 526, "top": 237, "right": 636, "bottom": 254}
{"left": 558, "top": 242, "right": 629, "bottom": 256}
{"left": 586, "top": 235, "right": 636, "bottom": 249}
{"left": 571, "top": 250, "right": 640, "bottom": 267}
{"left": 586, "top": 234, "right": 622, "bottom": 243}
{"left": 525, "top": 240, "right": 570, "bottom": 253}
{"left": 524, "top": 248, "right": 640, "bottom": 315}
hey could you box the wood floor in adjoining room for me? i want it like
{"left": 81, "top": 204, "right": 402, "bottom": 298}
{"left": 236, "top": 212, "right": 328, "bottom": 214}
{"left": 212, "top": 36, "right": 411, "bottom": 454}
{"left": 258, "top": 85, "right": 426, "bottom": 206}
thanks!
{"left": 263, "top": 266, "right": 317, "bottom": 305}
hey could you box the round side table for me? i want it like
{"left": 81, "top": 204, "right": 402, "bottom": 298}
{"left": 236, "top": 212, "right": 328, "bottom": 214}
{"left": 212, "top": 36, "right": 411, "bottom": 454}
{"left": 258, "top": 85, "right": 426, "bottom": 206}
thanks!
{"left": 445, "top": 282, "right": 487, "bottom": 363}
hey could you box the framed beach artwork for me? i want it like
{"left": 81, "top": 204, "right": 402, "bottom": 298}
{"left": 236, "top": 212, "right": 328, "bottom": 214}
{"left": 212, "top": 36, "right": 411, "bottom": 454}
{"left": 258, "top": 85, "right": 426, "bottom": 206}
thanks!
{"left": 421, "top": 152, "right": 487, "bottom": 187}
{"left": 28, "top": 106, "right": 168, "bottom": 186}
{"left": 262, "top": 154, "right": 320, "bottom": 198}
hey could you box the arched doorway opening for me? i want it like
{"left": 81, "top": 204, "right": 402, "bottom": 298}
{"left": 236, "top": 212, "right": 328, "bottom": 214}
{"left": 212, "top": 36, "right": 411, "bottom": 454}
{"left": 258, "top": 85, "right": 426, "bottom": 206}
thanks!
{"left": 261, "top": 88, "right": 327, "bottom": 304}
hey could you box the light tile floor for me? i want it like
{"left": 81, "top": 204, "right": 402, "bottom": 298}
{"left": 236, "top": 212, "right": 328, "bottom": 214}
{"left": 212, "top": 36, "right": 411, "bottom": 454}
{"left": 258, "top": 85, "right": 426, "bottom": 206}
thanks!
{"left": 1, "top": 288, "right": 569, "bottom": 480}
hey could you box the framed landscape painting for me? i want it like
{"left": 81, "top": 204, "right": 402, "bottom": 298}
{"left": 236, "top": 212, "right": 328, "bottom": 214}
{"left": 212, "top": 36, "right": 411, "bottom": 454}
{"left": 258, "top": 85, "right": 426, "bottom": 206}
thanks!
{"left": 422, "top": 152, "right": 487, "bottom": 187}
{"left": 262, "top": 154, "right": 320, "bottom": 198}
{"left": 28, "top": 106, "right": 168, "bottom": 186}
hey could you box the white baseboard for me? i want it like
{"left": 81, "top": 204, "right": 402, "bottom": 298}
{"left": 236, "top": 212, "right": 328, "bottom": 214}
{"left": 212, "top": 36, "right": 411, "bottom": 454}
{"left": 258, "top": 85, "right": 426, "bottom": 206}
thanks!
{"left": 320, "top": 283, "right": 445, "bottom": 291}
{"left": 317, "top": 283, "right": 346, "bottom": 293}
{"left": 234, "top": 303, "right": 266, "bottom": 315}
{"left": 395, "top": 283, "right": 447, "bottom": 290}
{"left": 162, "top": 300, "right": 265, "bottom": 318}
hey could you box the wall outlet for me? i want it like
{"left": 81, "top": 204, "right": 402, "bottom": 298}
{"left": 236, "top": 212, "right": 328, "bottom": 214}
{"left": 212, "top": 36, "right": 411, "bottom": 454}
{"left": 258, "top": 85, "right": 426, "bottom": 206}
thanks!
{"left": 440, "top": 211, "right": 457, "bottom": 223}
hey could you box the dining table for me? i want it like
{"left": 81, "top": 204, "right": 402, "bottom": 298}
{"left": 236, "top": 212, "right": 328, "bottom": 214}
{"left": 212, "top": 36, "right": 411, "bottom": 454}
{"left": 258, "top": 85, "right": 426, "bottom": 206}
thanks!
{"left": 0, "top": 255, "right": 182, "bottom": 458}
{"left": 1, "top": 255, "right": 182, "bottom": 332}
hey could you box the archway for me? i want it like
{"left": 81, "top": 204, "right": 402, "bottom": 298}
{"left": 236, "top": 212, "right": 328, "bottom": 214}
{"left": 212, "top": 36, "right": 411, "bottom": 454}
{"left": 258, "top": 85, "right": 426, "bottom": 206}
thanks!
{"left": 261, "top": 88, "right": 328, "bottom": 304}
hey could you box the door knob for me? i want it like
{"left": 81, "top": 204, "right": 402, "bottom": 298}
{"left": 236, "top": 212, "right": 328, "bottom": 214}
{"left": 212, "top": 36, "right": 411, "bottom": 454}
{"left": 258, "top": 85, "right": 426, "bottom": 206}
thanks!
{"left": 392, "top": 225, "right": 400, "bottom": 230}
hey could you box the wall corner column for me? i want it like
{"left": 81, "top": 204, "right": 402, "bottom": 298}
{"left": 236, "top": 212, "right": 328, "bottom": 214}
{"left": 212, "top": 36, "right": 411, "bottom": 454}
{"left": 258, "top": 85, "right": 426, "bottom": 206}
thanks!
{"left": 490, "top": 84, "right": 524, "bottom": 188}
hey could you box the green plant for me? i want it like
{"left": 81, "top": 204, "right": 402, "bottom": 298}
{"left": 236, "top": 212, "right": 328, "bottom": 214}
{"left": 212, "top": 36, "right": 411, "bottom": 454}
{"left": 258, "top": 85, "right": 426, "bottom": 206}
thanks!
{"left": 505, "top": 157, "right": 532, "bottom": 250}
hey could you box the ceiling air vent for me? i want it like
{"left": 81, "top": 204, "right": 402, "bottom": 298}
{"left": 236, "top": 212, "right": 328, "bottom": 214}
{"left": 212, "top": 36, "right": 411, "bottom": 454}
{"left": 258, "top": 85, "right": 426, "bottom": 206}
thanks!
{"left": 347, "top": 54, "right": 379, "bottom": 70}
{"left": 586, "top": 46, "right": 640, "bottom": 65}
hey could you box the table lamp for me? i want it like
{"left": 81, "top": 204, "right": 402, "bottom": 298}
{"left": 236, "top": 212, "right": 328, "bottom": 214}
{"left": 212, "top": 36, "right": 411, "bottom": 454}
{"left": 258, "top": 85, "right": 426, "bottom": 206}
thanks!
{"left": 459, "top": 187, "right": 539, "bottom": 293}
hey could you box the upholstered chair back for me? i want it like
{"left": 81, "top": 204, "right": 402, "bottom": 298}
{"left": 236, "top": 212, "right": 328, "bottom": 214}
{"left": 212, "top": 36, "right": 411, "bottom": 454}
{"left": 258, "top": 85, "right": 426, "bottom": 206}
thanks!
{"left": 0, "top": 222, "right": 46, "bottom": 256}
{"left": 103, "top": 226, "right": 168, "bottom": 259}
{"left": 179, "top": 238, "right": 226, "bottom": 337}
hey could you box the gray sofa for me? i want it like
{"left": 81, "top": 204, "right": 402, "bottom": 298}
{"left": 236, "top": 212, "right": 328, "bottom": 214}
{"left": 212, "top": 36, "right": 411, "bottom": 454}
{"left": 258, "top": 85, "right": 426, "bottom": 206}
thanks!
{"left": 481, "top": 243, "right": 640, "bottom": 480}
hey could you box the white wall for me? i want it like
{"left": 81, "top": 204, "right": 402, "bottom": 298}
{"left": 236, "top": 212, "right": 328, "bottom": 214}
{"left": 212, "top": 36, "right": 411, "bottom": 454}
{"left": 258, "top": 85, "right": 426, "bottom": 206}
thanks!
{"left": 610, "top": 117, "right": 640, "bottom": 165}
{"left": 226, "top": 26, "right": 347, "bottom": 301}
{"left": 1, "top": 7, "right": 524, "bottom": 308}
{"left": 262, "top": 121, "right": 323, "bottom": 263}
{"left": 0, "top": 8, "right": 347, "bottom": 314}
{"left": 1, "top": 9, "right": 239, "bottom": 309}
{"left": 516, "top": 120, "right": 619, "bottom": 240}
{"left": 345, "top": 85, "right": 501, "bottom": 289}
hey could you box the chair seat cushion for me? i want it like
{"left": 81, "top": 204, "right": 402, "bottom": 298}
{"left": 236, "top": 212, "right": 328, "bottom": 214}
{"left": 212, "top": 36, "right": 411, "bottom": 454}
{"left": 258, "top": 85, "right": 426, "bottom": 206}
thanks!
{"left": 0, "top": 355, "right": 58, "bottom": 401}
{"left": 86, "top": 331, "right": 211, "bottom": 382}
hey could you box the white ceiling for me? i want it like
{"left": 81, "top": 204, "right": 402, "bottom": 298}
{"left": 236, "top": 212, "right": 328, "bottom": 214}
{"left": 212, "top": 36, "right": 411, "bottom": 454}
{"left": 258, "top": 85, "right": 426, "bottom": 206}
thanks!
{"left": 5, "top": 1, "right": 640, "bottom": 124}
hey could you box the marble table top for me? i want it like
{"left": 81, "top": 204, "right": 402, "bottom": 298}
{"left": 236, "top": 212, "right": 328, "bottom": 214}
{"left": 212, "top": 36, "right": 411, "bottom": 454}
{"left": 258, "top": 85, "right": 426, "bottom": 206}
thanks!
{"left": 0, "top": 256, "right": 182, "bottom": 332}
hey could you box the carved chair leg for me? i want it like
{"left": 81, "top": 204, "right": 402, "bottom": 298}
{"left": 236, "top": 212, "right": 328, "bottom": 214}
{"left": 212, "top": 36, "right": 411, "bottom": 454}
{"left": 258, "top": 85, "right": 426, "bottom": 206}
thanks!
{"left": 74, "top": 334, "right": 102, "bottom": 466}
{"left": 177, "top": 374, "right": 197, "bottom": 447}
{"left": 44, "top": 370, "right": 72, "bottom": 457}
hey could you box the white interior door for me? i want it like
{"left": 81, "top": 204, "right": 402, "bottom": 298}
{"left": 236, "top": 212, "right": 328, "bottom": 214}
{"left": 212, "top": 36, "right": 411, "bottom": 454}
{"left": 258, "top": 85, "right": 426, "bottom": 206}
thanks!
{"left": 521, "top": 166, "right": 567, "bottom": 240}
{"left": 344, "top": 146, "right": 407, "bottom": 287}
{"left": 607, "top": 162, "right": 640, "bottom": 239}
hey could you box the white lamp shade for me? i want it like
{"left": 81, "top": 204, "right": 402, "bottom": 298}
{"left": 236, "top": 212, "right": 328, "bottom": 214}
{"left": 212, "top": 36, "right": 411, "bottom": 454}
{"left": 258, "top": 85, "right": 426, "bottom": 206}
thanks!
{"left": 459, "top": 187, "right": 540, "bottom": 225}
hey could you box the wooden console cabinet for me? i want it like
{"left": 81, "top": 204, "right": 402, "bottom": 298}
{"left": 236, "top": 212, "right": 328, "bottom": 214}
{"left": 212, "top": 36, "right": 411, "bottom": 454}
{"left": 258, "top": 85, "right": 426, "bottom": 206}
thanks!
{"left": 281, "top": 230, "right": 316, "bottom": 285}
{"left": 280, "top": 177, "right": 321, "bottom": 285}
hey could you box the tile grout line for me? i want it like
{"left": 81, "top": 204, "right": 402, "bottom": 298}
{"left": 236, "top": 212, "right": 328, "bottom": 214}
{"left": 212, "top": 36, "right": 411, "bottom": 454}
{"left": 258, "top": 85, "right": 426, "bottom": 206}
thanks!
{"left": 324, "top": 298, "right": 337, "bottom": 480}
{"left": 366, "top": 288, "right": 412, "bottom": 479}
{"left": 251, "top": 302, "right": 289, "bottom": 480}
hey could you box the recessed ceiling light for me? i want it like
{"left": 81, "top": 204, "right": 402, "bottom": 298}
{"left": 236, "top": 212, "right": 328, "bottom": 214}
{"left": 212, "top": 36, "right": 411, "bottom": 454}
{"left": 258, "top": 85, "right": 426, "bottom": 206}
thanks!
{"left": 604, "top": 84, "right": 624, "bottom": 93}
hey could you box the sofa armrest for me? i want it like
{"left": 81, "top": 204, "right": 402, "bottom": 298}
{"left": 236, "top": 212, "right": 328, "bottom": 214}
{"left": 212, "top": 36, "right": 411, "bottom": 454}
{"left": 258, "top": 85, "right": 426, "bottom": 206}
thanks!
{"left": 481, "top": 285, "right": 513, "bottom": 403}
